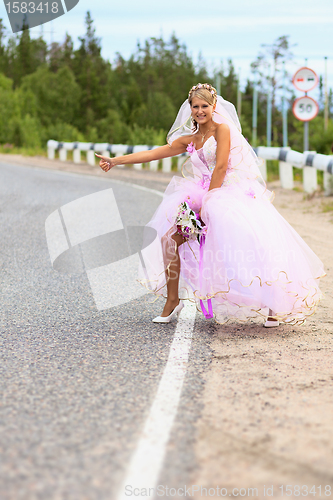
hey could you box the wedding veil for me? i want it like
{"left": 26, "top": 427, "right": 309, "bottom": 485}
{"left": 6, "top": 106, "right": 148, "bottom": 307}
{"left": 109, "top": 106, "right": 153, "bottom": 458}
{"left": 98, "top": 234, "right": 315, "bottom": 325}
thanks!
{"left": 167, "top": 95, "right": 241, "bottom": 145}
{"left": 167, "top": 93, "right": 266, "bottom": 185}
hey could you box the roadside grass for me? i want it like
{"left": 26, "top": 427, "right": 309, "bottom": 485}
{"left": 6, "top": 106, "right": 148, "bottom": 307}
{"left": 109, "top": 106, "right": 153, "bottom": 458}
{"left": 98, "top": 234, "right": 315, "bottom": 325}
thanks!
{"left": 266, "top": 160, "right": 325, "bottom": 191}
{"left": 0, "top": 147, "right": 331, "bottom": 187}
{"left": 322, "top": 201, "right": 333, "bottom": 213}
{"left": 266, "top": 160, "right": 279, "bottom": 181}
{"left": 0, "top": 145, "right": 47, "bottom": 157}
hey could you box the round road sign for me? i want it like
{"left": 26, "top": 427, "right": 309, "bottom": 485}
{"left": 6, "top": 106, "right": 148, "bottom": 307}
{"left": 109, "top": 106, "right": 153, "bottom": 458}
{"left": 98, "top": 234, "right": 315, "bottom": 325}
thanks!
{"left": 292, "top": 96, "right": 319, "bottom": 121}
{"left": 292, "top": 67, "right": 319, "bottom": 92}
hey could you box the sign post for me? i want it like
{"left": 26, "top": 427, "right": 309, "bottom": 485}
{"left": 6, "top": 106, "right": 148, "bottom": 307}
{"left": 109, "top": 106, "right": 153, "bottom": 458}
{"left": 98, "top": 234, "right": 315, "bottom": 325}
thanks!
{"left": 292, "top": 67, "right": 319, "bottom": 151}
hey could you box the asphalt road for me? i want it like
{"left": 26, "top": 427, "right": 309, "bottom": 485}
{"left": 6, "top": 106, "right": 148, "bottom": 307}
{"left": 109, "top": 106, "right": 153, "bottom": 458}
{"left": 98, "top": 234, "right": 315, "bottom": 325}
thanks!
{"left": 0, "top": 162, "right": 213, "bottom": 500}
{"left": 2, "top": 160, "right": 333, "bottom": 500}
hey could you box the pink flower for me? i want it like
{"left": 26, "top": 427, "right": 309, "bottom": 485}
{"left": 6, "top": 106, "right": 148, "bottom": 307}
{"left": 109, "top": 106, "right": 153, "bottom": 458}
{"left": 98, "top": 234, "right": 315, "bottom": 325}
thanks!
{"left": 197, "top": 177, "right": 210, "bottom": 190}
{"left": 186, "top": 142, "right": 196, "bottom": 154}
{"left": 245, "top": 188, "right": 256, "bottom": 198}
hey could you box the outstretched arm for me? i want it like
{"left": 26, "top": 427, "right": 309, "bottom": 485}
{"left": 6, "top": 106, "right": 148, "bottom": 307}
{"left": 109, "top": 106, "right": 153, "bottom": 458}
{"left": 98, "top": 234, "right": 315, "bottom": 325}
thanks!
{"left": 95, "top": 137, "right": 188, "bottom": 172}
{"left": 208, "top": 124, "right": 230, "bottom": 191}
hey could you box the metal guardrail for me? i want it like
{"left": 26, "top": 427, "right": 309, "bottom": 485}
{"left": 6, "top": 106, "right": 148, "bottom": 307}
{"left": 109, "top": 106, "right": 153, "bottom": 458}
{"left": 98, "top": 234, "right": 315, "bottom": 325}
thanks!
{"left": 47, "top": 141, "right": 333, "bottom": 195}
{"left": 254, "top": 146, "right": 333, "bottom": 195}
{"left": 46, "top": 140, "right": 185, "bottom": 173}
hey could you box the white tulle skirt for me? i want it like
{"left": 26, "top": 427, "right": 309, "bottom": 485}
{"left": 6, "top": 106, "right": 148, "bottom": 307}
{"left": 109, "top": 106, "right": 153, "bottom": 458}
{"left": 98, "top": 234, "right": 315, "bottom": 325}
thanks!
{"left": 138, "top": 173, "right": 325, "bottom": 325}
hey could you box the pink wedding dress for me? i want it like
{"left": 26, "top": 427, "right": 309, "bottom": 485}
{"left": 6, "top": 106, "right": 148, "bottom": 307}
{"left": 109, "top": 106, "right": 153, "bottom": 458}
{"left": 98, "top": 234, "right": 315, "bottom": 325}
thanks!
{"left": 138, "top": 126, "right": 325, "bottom": 325}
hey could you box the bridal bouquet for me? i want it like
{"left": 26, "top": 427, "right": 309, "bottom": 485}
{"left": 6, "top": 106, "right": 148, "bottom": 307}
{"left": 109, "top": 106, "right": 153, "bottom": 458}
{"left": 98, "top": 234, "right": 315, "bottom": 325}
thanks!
{"left": 175, "top": 201, "right": 206, "bottom": 243}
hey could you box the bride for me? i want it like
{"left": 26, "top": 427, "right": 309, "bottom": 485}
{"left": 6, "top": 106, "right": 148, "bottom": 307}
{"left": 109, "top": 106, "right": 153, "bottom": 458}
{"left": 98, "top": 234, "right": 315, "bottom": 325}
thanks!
{"left": 96, "top": 83, "right": 325, "bottom": 327}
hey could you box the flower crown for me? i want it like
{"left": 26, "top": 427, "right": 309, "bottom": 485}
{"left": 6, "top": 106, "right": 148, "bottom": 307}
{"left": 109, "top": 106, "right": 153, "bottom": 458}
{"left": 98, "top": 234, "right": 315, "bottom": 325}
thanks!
{"left": 188, "top": 83, "right": 217, "bottom": 102}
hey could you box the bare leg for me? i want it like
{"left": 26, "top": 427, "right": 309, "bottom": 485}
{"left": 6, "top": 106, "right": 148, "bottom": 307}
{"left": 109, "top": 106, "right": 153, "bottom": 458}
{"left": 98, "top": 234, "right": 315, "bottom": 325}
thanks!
{"left": 160, "top": 233, "right": 184, "bottom": 317}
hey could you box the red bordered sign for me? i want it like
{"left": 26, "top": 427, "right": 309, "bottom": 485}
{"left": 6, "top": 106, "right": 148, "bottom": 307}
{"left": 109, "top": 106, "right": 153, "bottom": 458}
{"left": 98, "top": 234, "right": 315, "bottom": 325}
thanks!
{"left": 292, "top": 67, "right": 319, "bottom": 92}
{"left": 292, "top": 96, "right": 319, "bottom": 122}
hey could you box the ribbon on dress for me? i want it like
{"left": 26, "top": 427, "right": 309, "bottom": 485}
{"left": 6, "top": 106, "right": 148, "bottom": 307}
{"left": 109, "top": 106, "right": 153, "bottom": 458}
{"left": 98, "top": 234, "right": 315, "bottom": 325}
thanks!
{"left": 199, "top": 233, "right": 213, "bottom": 319}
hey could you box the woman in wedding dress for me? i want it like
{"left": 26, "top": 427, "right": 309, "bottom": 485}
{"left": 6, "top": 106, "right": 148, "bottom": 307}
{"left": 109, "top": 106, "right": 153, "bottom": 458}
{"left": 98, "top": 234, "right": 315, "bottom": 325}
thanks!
{"left": 96, "top": 83, "right": 325, "bottom": 327}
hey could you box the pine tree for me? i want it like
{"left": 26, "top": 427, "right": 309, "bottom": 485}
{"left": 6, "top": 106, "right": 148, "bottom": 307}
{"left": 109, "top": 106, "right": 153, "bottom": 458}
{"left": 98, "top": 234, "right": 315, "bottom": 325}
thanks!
{"left": 72, "top": 11, "right": 111, "bottom": 133}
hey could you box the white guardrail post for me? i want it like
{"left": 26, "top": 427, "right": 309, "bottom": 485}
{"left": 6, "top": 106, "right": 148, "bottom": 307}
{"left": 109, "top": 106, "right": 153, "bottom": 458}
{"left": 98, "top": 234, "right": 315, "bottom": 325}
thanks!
{"left": 47, "top": 140, "right": 57, "bottom": 160}
{"left": 87, "top": 144, "right": 95, "bottom": 166}
{"left": 177, "top": 154, "right": 187, "bottom": 172}
{"left": 324, "top": 171, "right": 333, "bottom": 196}
{"left": 73, "top": 143, "right": 81, "bottom": 163}
{"left": 58, "top": 143, "right": 67, "bottom": 161}
{"left": 255, "top": 146, "right": 333, "bottom": 195}
{"left": 47, "top": 140, "right": 333, "bottom": 195}
{"left": 162, "top": 157, "right": 172, "bottom": 173}
{"left": 278, "top": 148, "right": 294, "bottom": 190}
{"left": 303, "top": 151, "right": 318, "bottom": 193}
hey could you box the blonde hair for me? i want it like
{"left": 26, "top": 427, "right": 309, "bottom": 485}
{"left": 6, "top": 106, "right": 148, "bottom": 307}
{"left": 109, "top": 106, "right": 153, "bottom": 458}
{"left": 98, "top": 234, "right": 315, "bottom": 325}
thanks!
{"left": 188, "top": 83, "right": 217, "bottom": 131}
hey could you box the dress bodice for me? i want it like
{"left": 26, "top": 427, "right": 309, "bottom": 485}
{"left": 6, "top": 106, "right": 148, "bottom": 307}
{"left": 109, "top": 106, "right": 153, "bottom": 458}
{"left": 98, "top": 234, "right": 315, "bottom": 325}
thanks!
{"left": 187, "top": 135, "right": 240, "bottom": 188}
{"left": 195, "top": 135, "right": 217, "bottom": 173}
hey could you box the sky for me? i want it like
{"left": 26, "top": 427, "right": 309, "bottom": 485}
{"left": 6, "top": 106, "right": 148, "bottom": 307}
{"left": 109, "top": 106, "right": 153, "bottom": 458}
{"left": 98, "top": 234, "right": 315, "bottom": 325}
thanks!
{"left": 1, "top": 0, "right": 332, "bottom": 97}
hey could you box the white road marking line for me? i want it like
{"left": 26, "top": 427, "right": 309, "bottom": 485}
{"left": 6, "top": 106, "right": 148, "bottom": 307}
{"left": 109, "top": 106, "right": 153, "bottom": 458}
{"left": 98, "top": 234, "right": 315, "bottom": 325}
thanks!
{"left": 116, "top": 302, "right": 197, "bottom": 500}
{"left": 110, "top": 178, "right": 164, "bottom": 198}
{"left": 1, "top": 162, "right": 164, "bottom": 198}
{"left": 10, "top": 161, "right": 194, "bottom": 491}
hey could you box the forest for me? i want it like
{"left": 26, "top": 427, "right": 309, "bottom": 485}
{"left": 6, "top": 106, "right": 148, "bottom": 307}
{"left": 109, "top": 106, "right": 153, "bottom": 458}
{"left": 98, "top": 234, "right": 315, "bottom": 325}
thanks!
{"left": 0, "top": 11, "right": 332, "bottom": 155}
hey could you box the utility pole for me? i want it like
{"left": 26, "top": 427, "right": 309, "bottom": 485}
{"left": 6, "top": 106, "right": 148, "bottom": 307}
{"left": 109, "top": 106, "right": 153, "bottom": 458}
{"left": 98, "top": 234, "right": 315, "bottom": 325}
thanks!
{"left": 324, "top": 56, "right": 329, "bottom": 131}
{"left": 252, "top": 74, "right": 258, "bottom": 147}
{"left": 215, "top": 72, "right": 221, "bottom": 96}
{"left": 304, "top": 59, "right": 308, "bottom": 151}
{"left": 282, "top": 61, "right": 288, "bottom": 147}
{"left": 50, "top": 20, "right": 54, "bottom": 46}
{"left": 266, "top": 65, "right": 272, "bottom": 147}
{"left": 237, "top": 68, "right": 242, "bottom": 117}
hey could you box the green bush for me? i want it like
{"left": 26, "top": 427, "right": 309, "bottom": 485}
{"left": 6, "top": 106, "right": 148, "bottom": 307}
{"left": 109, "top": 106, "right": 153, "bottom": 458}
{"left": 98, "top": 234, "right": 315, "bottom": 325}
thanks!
{"left": 0, "top": 76, "right": 20, "bottom": 143}
{"left": 43, "top": 121, "right": 84, "bottom": 143}
{"left": 20, "top": 66, "right": 81, "bottom": 127}
{"left": 8, "top": 114, "right": 41, "bottom": 148}
{"left": 94, "top": 109, "right": 129, "bottom": 144}
{"left": 94, "top": 109, "right": 166, "bottom": 145}
{"left": 0, "top": 73, "right": 13, "bottom": 91}
{"left": 266, "top": 160, "right": 279, "bottom": 181}
{"left": 134, "top": 91, "right": 176, "bottom": 132}
{"left": 126, "top": 124, "right": 166, "bottom": 146}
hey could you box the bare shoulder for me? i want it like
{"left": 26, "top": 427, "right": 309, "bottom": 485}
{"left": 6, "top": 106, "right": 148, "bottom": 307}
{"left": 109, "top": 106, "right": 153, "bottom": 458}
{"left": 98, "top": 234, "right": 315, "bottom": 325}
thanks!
{"left": 171, "top": 135, "right": 192, "bottom": 146}
{"left": 215, "top": 123, "right": 230, "bottom": 147}
{"left": 215, "top": 123, "right": 230, "bottom": 137}
{"left": 180, "top": 134, "right": 195, "bottom": 146}
{"left": 167, "top": 135, "right": 192, "bottom": 154}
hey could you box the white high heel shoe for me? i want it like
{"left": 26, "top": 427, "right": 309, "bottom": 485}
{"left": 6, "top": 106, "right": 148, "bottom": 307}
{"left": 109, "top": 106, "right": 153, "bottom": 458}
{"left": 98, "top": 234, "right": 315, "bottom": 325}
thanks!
{"left": 264, "top": 318, "right": 280, "bottom": 328}
{"left": 152, "top": 301, "right": 184, "bottom": 323}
